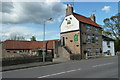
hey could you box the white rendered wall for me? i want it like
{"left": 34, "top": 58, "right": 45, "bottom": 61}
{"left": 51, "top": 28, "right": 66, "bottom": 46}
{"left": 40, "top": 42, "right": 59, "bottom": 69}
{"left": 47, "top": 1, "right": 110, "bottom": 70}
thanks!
{"left": 60, "top": 15, "right": 79, "bottom": 33}
{"left": 102, "top": 41, "right": 115, "bottom": 56}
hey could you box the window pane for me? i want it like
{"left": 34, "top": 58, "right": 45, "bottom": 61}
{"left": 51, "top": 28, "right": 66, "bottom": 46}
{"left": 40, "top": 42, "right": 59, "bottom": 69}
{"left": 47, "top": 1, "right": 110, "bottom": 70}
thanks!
{"left": 87, "top": 35, "right": 91, "bottom": 43}
{"left": 95, "top": 28, "right": 99, "bottom": 32}
{"left": 91, "top": 35, "right": 95, "bottom": 43}
{"left": 96, "top": 48, "right": 99, "bottom": 56}
{"left": 95, "top": 36, "right": 98, "bottom": 44}
{"left": 87, "top": 48, "right": 91, "bottom": 56}
{"left": 61, "top": 37, "right": 65, "bottom": 46}
{"left": 86, "top": 25, "right": 91, "bottom": 31}
{"left": 67, "top": 20, "right": 71, "bottom": 24}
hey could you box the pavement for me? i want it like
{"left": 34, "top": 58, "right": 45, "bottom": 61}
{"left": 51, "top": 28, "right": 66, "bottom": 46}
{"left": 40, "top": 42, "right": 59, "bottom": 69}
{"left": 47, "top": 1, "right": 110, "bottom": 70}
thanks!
{"left": 2, "top": 56, "right": 119, "bottom": 78}
{"left": 2, "top": 62, "right": 60, "bottom": 72}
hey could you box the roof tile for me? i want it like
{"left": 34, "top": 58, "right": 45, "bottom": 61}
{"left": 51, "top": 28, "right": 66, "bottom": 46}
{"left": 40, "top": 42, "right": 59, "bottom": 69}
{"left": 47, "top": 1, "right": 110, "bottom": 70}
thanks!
{"left": 73, "top": 13, "right": 100, "bottom": 27}
{"left": 5, "top": 39, "right": 59, "bottom": 50}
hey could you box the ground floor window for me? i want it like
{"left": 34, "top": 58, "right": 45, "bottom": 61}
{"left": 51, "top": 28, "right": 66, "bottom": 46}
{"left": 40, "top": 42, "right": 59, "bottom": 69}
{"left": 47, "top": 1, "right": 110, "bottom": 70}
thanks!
{"left": 103, "top": 50, "right": 111, "bottom": 55}
{"left": 61, "top": 36, "right": 65, "bottom": 46}
{"left": 107, "top": 50, "right": 111, "bottom": 55}
{"left": 7, "top": 51, "right": 10, "bottom": 53}
{"left": 95, "top": 48, "right": 99, "bottom": 56}
{"left": 87, "top": 48, "right": 92, "bottom": 56}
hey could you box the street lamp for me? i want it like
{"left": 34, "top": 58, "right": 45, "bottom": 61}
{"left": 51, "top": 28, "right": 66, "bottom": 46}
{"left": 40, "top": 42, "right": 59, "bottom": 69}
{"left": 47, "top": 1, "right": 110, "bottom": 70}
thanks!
{"left": 42, "top": 18, "right": 52, "bottom": 62}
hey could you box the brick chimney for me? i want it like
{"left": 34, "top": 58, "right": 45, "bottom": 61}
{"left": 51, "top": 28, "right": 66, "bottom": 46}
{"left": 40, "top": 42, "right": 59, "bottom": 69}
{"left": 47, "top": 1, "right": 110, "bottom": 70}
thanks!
{"left": 90, "top": 14, "right": 96, "bottom": 22}
{"left": 66, "top": 4, "right": 73, "bottom": 16}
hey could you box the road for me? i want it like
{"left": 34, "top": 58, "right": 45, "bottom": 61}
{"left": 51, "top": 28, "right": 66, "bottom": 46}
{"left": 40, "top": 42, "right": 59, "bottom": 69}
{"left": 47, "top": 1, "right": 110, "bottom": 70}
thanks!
{"left": 2, "top": 56, "right": 119, "bottom": 78}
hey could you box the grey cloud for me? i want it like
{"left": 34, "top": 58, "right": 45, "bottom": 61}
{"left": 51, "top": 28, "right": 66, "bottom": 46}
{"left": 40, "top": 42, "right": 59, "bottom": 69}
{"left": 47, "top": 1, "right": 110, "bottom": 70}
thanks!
{"left": 1, "top": 2, "right": 14, "bottom": 13}
{"left": 1, "top": 2, "right": 66, "bottom": 24}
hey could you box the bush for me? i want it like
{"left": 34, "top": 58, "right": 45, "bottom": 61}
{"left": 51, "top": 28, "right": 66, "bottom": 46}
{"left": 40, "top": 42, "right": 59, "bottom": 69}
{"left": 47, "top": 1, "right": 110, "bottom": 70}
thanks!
{"left": 2, "top": 55, "right": 52, "bottom": 66}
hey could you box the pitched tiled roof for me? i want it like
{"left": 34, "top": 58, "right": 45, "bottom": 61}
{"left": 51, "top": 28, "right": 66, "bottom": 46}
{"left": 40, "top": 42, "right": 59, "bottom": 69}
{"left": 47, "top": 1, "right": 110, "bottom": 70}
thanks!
{"left": 5, "top": 40, "right": 31, "bottom": 49}
{"left": 5, "top": 39, "right": 59, "bottom": 50}
{"left": 73, "top": 13, "right": 100, "bottom": 27}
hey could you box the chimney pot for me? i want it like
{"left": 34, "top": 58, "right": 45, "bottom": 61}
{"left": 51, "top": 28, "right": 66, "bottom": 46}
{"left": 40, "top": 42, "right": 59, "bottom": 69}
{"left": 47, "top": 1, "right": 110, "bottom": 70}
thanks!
{"left": 66, "top": 4, "right": 73, "bottom": 16}
{"left": 90, "top": 14, "right": 96, "bottom": 22}
{"left": 67, "top": 4, "right": 69, "bottom": 7}
{"left": 70, "top": 4, "right": 72, "bottom": 7}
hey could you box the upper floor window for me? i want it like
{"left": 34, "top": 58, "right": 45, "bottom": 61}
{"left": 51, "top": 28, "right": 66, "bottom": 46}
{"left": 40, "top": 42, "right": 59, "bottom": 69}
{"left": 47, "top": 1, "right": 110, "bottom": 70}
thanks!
{"left": 70, "top": 17, "right": 72, "bottom": 20}
{"left": 67, "top": 20, "right": 71, "bottom": 24}
{"left": 65, "top": 17, "right": 72, "bottom": 25}
{"left": 86, "top": 25, "right": 91, "bottom": 31}
{"left": 87, "top": 35, "right": 91, "bottom": 43}
{"left": 87, "top": 35, "right": 98, "bottom": 44}
{"left": 95, "top": 36, "right": 98, "bottom": 44}
{"left": 95, "top": 28, "right": 99, "bottom": 33}
{"left": 91, "top": 35, "right": 99, "bottom": 43}
{"left": 95, "top": 36, "right": 98, "bottom": 40}
{"left": 107, "top": 41, "right": 110, "bottom": 48}
{"left": 107, "top": 41, "right": 110, "bottom": 45}
{"left": 91, "top": 35, "right": 95, "bottom": 43}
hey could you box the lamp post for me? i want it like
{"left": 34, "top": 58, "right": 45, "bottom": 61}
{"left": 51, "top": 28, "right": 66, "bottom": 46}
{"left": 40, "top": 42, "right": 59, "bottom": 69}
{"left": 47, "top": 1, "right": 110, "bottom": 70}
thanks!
{"left": 42, "top": 18, "right": 52, "bottom": 62}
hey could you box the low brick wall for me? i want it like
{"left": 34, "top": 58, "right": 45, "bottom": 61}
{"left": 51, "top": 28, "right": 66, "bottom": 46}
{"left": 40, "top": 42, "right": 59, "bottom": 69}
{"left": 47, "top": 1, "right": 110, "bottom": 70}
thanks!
{"left": 70, "top": 54, "right": 81, "bottom": 60}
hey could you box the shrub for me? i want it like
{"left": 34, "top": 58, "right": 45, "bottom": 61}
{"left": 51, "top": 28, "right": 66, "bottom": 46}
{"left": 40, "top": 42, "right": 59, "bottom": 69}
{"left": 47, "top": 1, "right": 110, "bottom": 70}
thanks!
{"left": 2, "top": 55, "right": 52, "bottom": 66}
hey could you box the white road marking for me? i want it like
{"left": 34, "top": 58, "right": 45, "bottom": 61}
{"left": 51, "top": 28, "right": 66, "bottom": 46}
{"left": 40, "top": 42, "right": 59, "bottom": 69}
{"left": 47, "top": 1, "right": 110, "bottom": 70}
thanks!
{"left": 92, "top": 62, "right": 114, "bottom": 68}
{"left": 38, "top": 68, "right": 81, "bottom": 78}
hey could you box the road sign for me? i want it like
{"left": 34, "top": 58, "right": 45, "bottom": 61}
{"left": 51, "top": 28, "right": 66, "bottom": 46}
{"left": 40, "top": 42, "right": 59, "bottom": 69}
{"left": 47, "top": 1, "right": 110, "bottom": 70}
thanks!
{"left": 36, "top": 52, "right": 39, "bottom": 55}
{"left": 42, "top": 51, "right": 45, "bottom": 55}
{"left": 74, "top": 34, "right": 78, "bottom": 41}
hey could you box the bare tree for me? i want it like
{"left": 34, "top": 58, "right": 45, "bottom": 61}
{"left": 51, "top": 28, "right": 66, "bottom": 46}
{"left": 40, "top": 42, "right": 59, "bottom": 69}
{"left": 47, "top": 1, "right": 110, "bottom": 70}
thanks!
{"left": 9, "top": 33, "right": 25, "bottom": 40}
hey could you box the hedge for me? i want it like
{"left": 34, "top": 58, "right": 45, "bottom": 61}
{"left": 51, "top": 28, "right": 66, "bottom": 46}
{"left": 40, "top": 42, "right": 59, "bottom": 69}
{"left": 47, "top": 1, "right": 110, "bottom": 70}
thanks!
{"left": 2, "top": 55, "right": 53, "bottom": 66}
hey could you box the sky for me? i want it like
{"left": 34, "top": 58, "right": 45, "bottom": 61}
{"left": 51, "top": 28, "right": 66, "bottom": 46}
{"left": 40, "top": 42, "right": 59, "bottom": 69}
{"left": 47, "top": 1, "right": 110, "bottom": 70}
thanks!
{"left": 0, "top": 1, "right": 118, "bottom": 41}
